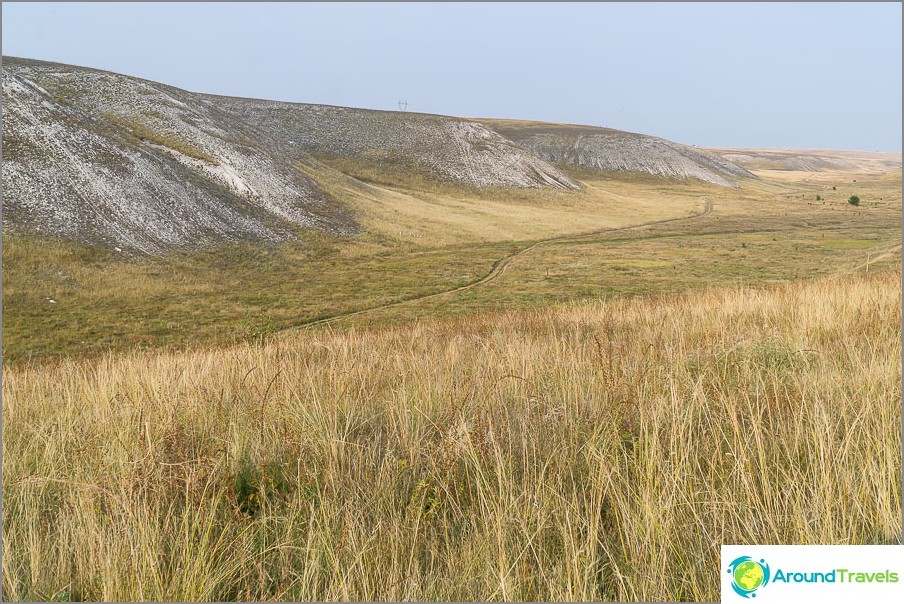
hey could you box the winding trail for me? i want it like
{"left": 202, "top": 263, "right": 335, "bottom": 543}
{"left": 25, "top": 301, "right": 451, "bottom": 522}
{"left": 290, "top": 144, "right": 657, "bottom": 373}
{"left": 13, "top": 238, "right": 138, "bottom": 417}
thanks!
{"left": 296, "top": 198, "right": 714, "bottom": 329}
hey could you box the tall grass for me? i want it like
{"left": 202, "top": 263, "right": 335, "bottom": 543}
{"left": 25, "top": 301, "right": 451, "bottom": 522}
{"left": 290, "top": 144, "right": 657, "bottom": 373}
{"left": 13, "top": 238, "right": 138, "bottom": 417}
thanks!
{"left": 2, "top": 271, "right": 900, "bottom": 601}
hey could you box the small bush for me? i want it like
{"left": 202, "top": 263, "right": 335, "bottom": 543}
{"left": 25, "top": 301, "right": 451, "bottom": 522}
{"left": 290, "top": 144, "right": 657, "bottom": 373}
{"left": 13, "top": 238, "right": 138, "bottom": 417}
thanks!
{"left": 233, "top": 458, "right": 261, "bottom": 516}
{"left": 816, "top": 194, "right": 821, "bottom": 201}
{"left": 848, "top": 195, "right": 860, "bottom": 206}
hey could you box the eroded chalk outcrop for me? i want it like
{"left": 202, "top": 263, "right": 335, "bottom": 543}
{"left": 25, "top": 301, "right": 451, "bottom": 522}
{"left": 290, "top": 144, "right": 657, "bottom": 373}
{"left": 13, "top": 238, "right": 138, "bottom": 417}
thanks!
{"left": 2, "top": 57, "right": 357, "bottom": 253}
{"left": 485, "top": 121, "right": 753, "bottom": 188}
{"left": 204, "top": 97, "right": 581, "bottom": 191}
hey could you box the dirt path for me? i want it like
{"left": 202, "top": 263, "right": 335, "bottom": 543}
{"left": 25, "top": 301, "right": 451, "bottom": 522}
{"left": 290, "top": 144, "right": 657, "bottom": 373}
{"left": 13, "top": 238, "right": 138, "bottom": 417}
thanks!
{"left": 295, "top": 198, "right": 714, "bottom": 329}
{"left": 846, "top": 241, "right": 902, "bottom": 274}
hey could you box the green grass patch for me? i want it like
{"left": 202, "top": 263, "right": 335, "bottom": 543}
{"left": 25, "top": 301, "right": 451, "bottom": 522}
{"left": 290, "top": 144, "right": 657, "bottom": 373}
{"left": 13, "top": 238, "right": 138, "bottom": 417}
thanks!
{"left": 102, "top": 113, "right": 218, "bottom": 164}
{"left": 1, "top": 234, "right": 504, "bottom": 363}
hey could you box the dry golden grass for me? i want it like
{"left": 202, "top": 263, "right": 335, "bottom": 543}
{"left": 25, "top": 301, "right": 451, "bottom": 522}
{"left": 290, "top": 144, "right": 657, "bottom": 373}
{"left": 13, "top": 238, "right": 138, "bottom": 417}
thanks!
{"left": 302, "top": 158, "right": 707, "bottom": 248}
{"left": 3, "top": 269, "right": 900, "bottom": 601}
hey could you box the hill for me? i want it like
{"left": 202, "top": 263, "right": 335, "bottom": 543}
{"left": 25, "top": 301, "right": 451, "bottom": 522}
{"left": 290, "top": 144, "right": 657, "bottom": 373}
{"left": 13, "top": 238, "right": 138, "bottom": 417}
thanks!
{"left": 707, "top": 147, "right": 903, "bottom": 172}
{"left": 203, "top": 96, "right": 581, "bottom": 191}
{"left": 3, "top": 57, "right": 762, "bottom": 254}
{"left": 481, "top": 119, "right": 754, "bottom": 187}
{"left": 2, "top": 57, "right": 358, "bottom": 254}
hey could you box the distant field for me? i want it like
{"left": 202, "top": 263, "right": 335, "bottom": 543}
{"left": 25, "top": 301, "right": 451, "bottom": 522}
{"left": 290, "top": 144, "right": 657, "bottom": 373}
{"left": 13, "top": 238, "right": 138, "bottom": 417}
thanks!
{"left": 2, "top": 269, "right": 899, "bottom": 601}
{"left": 3, "top": 168, "right": 900, "bottom": 362}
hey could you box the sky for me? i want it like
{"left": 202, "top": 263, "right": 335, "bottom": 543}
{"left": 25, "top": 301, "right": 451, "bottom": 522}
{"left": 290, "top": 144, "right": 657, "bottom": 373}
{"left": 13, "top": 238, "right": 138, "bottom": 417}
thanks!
{"left": 2, "top": 2, "right": 901, "bottom": 151}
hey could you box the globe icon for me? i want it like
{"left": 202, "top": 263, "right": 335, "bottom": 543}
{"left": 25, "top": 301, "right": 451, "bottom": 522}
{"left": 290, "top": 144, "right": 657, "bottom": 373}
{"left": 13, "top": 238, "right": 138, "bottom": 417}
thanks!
{"left": 733, "top": 560, "right": 765, "bottom": 592}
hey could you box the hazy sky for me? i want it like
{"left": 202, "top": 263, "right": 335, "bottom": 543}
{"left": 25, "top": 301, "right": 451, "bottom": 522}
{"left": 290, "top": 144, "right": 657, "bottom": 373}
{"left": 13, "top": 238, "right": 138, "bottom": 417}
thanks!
{"left": 3, "top": 2, "right": 901, "bottom": 151}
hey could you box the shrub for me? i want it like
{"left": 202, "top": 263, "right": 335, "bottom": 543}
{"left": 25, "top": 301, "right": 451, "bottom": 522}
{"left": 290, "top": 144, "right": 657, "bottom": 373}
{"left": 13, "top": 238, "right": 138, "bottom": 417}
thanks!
{"left": 848, "top": 195, "right": 860, "bottom": 206}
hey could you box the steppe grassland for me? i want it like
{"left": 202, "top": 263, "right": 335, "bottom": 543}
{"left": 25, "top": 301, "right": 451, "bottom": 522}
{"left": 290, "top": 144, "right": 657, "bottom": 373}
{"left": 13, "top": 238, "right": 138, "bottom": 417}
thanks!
{"left": 4, "top": 167, "right": 900, "bottom": 362}
{"left": 2, "top": 163, "right": 902, "bottom": 600}
{"left": 2, "top": 269, "right": 900, "bottom": 601}
{"left": 1, "top": 171, "right": 709, "bottom": 363}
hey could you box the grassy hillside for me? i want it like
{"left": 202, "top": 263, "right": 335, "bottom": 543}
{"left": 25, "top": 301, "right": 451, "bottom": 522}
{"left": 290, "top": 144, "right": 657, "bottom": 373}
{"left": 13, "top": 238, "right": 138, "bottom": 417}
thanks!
{"left": 3, "top": 270, "right": 900, "bottom": 601}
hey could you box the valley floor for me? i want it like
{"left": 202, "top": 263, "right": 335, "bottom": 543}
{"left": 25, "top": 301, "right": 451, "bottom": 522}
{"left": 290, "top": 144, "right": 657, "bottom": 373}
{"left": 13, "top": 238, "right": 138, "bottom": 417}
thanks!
{"left": 2, "top": 168, "right": 901, "bottom": 362}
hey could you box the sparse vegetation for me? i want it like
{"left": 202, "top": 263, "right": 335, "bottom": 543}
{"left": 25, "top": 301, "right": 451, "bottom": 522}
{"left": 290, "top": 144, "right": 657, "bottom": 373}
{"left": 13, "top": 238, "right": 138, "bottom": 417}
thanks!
{"left": 2, "top": 270, "right": 900, "bottom": 601}
{"left": 102, "top": 113, "right": 218, "bottom": 164}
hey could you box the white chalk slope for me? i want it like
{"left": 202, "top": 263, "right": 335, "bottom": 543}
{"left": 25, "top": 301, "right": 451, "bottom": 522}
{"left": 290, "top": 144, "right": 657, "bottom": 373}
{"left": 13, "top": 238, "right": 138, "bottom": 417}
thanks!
{"left": 3, "top": 57, "right": 359, "bottom": 253}
{"left": 485, "top": 121, "right": 754, "bottom": 187}
{"left": 202, "top": 97, "right": 582, "bottom": 190}
{"left": 3, "top": 57, "right": 756, "bottom": 253}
